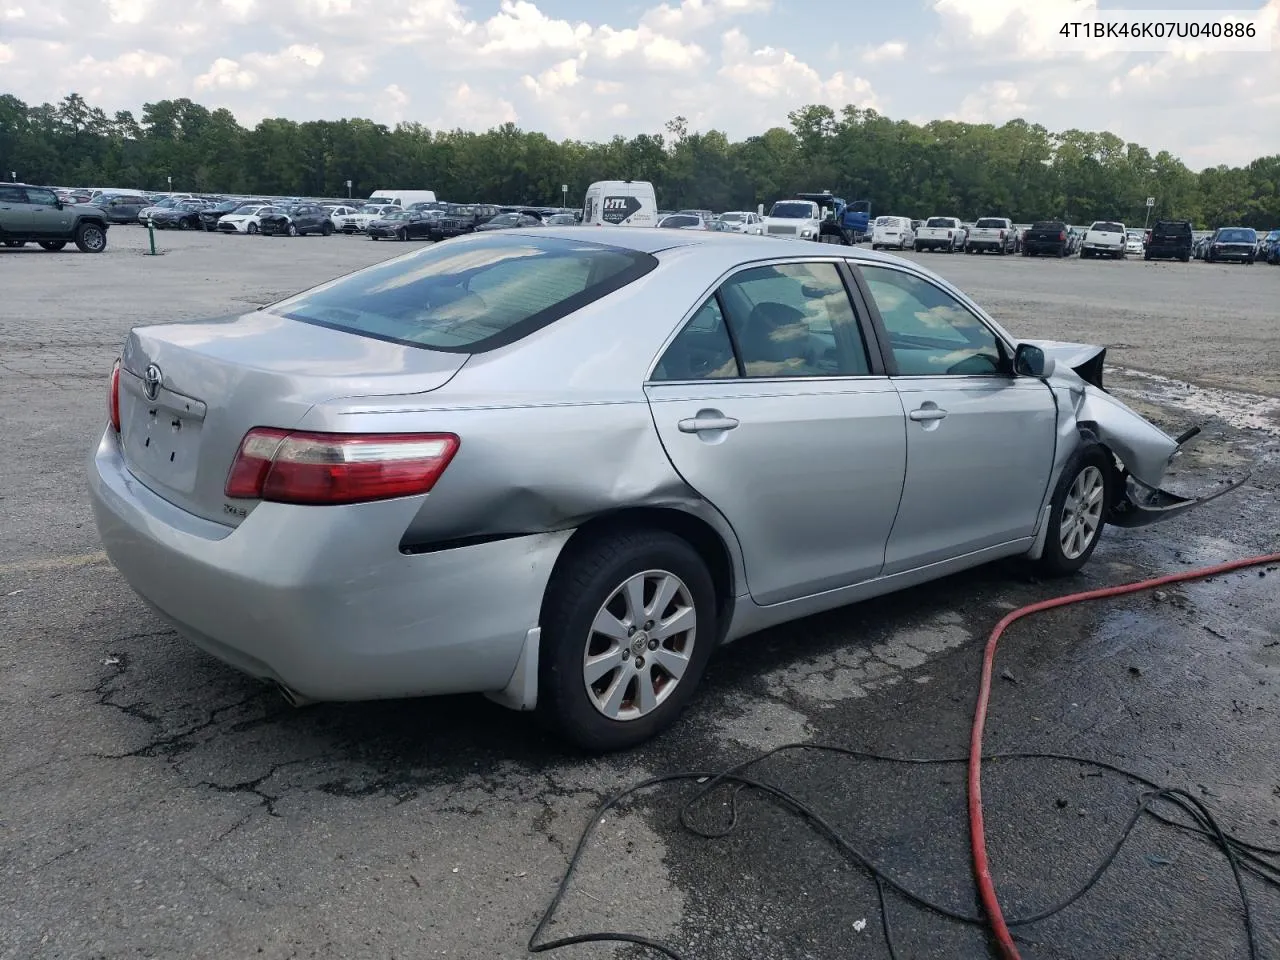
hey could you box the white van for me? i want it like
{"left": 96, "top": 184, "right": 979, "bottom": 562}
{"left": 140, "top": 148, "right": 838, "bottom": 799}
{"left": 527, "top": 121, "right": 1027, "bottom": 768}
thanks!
{"left": 871, "top": 215, "right": 915, "bottom": 251}
{"left": 582, "top": 180, "right": 657, "bottom": 228}
{"left": 368, "top": 189, "right": 437, "bottom": 208}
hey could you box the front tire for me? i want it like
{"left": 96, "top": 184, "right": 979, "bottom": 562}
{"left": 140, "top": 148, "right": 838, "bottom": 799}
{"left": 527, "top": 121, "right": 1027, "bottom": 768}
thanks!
{"left": 1037, "top": 444, "right": 1112, "bottom": 577}
{"left": 74, "top": 222, "right": 107, "bottom": 253}
{"left": 247, "top": 222, "right": 258, "bottom": 235}
{"left": 322, "top": 222, "right": 334, "bottom": 236}
{"left": 538, "top": 529, "right": 718, "bottom": 752}
{"left": 287, "top": 223, "right": 298, "bottom": 237}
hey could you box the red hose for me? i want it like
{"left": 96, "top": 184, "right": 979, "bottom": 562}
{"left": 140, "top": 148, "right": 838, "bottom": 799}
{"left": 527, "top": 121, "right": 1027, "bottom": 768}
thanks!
{"left": 968, "top": 551, "right": 1280, "bottom": 959}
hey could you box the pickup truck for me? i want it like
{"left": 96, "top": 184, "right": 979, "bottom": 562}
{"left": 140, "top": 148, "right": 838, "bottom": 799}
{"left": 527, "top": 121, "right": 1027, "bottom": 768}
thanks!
{"left": 1081, "top": 220, "right": 1127, "bottom": 259}
{"left": 1021, "top": 220, "right": 1069, "bottom": 257}
{"left": 0, "top": 181, "right": 110, "bottom": 252}
{"left": 965, "top": 217, "right": 1015, "bottom": 254}
{"left": 914, "top": 216, "right": 965, "bottom": 253}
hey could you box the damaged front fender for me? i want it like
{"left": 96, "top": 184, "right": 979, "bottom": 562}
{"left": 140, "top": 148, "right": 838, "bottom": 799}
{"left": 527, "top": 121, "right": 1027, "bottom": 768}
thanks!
{"left": 1033, "top": 339, "right": 1250, "bottom": 529}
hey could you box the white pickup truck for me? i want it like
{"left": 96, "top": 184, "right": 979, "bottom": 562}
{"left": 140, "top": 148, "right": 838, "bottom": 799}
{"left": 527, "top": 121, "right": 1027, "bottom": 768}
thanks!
{"left": 1081, "top": 220, "right": 1128, "bottom": 259}
{"left": 760, "top": 199, "right": 823, "bottom": 241}
{"left": 914, "top": 216, "right": 965, "bottom": 253}
{"left": 965, "top": 217, "right": 1016, "bottom": 255}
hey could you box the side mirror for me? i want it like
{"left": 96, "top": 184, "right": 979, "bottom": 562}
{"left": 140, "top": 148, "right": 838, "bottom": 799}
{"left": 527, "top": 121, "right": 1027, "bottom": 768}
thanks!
{"left": 1014, "top": 343, "right": 1055, "bottom": 379}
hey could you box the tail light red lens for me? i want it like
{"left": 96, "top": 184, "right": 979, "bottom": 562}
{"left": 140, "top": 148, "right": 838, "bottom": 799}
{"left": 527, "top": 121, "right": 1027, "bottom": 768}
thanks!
{"left": 225, "top": 429, "right": 460, "bottom": 505}
{"left": 108, "top": 360, "right": 121, "bottom": 432}
{"left": 1059, "top": 231, "right": 1066, "bottom": 241}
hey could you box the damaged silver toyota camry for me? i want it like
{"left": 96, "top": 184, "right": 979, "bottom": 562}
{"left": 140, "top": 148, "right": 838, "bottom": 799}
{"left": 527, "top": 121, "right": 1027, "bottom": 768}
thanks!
{"left": 87, "top": 228, "right": 1245, "bottom": 751}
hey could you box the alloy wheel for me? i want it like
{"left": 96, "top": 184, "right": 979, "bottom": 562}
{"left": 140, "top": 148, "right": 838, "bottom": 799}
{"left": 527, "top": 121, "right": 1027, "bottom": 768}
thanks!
{"left": 1060, "top": 465, "right": 1105, "bottom": 560}
{"left": 583, "top": 569, "right": 696, "bottom": 721}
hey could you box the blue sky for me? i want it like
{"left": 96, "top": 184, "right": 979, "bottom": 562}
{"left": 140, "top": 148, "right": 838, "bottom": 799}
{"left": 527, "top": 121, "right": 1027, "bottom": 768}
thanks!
{"left": 1, "top": 0, "right": 1276, "bottom": 168}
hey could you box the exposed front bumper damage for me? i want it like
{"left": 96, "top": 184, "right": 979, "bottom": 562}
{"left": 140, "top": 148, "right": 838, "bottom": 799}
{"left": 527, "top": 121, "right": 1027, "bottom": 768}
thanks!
{"left": 1033, "top": 340, "right": 1251, "bottom": 530}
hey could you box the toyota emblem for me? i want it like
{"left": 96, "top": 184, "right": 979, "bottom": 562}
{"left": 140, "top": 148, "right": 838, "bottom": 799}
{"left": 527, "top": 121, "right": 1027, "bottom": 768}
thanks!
{"left": 143, "top": 364, "right": 163, "bottom": 401}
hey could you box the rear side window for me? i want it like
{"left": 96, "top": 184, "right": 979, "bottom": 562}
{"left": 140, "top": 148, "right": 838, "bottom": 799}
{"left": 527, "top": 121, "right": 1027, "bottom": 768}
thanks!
{"left": 270, "top": 234, "right": 657, "bottom": 353}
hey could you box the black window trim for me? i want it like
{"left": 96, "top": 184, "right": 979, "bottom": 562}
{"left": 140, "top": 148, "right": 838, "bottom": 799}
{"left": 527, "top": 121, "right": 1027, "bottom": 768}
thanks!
{"left": 276, "top": 233, "right": 659, "bottom": 355}
{"left": 848, "top": 260, "right": 1017, "bottom": 380}
{"left": 645, "top": 255, "right": 887, "bottom": 385}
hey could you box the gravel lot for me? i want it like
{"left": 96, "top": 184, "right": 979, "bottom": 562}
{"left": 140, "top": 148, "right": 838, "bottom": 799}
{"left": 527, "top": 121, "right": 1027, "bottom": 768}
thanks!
{"left": 2, "top": 227, "right": 1277, "bottom": 960}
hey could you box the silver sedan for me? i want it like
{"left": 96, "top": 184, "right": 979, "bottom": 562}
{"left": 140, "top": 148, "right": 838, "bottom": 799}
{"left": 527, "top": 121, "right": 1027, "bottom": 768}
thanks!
{"left": 88, "top": 228, "right": 1242, "bottom": 751}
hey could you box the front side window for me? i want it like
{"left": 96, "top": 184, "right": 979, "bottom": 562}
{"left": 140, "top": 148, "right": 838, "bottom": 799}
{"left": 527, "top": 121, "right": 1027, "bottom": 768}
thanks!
{"left": 858, "top": 265, "right": 1004, "bottom": 377}
{"left": 24, "top": 187, "right": 59, "bottom": 206}
{"left": 270, "top": 234, "right": 656, "bottom": 353}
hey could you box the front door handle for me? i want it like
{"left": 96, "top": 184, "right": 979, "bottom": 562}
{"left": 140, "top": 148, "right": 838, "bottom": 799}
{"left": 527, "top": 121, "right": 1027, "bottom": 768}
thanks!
{"left": 678, "top": 414, "right": 739, "bottom": 433}
{"left": 909, "top": 406, "right": 948, "bottom": 422}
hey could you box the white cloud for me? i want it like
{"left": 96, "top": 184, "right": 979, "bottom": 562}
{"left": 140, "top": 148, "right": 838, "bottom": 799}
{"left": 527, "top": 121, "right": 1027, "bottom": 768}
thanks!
{"left": 596, "top": 24, "right": 704, "bottom": 70}
{"left": 864, "top": 40, "right": 906, "bottom": 62}
{"left": 431, "top": 81, "right": 517, "bottom": 129}
{"left": 949, "top": 80, "right": 1028, "bottom": 124}
{"left": 642, "top": 0, "right": 770, "bottom": 35}
{"left": 105, "top": 0, "right": 152, "bottom": 24}
{"left": 521, "top": 56, "right": 584, "bottom": 98}
{"left": 476, "top": 0, "right": 591, "bottom": 55}
{"left": 0, "top": 42, "right": 11, "bottom": 63}
{"left": 719, "top": 41, "right": 879, "bottom": 111}
{"left": 194, "top": 57, "right": 257, "bottom": 91}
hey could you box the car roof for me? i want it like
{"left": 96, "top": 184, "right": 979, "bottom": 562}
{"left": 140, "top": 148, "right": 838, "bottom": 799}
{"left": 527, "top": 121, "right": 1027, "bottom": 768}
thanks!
{"left": 498, "top": 226, "right": 948, "bottom": 269}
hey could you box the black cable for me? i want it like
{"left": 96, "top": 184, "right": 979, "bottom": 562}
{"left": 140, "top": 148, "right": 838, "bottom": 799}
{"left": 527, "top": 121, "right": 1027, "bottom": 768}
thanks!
{"left": 527, "top": 746, "right": 1279, "bottom": 960}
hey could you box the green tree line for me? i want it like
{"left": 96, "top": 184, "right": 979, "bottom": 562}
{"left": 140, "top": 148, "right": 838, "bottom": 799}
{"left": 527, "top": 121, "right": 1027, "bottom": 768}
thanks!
{"left": 1, "top": 93, "right": 1277, "bottom": 228}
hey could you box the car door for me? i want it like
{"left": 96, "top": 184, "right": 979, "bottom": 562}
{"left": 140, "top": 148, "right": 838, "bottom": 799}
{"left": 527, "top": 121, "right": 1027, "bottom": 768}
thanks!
{"left": 646, "top": 259, "right": 908, "bottom": 605}
{"left": 0, "top": 183, "right": 32, "bottom": 232}
{"left": 852, "top": 261, "right": 1057, "bottom": 574}
{"left": 23, "top": 187, "right": 72, "bottom": 236}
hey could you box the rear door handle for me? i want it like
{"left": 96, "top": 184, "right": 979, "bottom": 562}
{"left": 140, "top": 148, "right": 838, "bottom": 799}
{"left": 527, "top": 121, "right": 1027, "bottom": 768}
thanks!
{"left": 909, "top": 406, "right": 948, "bottom": 422}
{"left": 678, "top": 415, "right": 739, "bottom": 433}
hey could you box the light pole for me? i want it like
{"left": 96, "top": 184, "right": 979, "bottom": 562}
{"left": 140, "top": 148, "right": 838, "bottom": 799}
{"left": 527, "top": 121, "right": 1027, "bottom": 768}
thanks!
{"left": 345, "top": 179, "right": 352, "bottom": 199}
{"left": 1144, "top": 196, "right": 1155, "bottom": 231}
{"left": 167, "top": 175, "right": 172, "bottom": 194}
{"left": 561, "top": 183, "right": 568, "bottom": 210}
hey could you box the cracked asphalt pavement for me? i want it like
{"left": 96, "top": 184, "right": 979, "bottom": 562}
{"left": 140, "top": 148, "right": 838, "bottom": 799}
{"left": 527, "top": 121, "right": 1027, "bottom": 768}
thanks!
{"left": 2, "top": 230, "right": 1278, "bottom": 959}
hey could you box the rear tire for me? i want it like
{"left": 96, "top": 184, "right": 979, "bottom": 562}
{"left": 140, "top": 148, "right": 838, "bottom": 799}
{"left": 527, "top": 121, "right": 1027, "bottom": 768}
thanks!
{"left": 913, "top": 242, "right": 922, "bottom": 252}
{"left": 537, "top": 529, "right": 718, "bottom": 752}
{"left": 38, "top": 240, "right": 67, "bottom": 251}
{"left": 3, "top": 239, "right": 25, "bottom": 248}
{"left": 322, "top": 222, "right": 334, "bottom": 236}
{"left": 247, "top": 222, "right": 258, "bottom": 235}
{"left": 1036, "top": 444, "right": 1112, "bottom": 577}
{"left": 178, "top": 218, "right": 190, "bottom": 231}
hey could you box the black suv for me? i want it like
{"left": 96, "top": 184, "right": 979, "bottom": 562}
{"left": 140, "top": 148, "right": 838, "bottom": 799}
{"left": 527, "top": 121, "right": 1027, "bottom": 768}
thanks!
{"left": 1144, "top": 220, "right": 1192, "bottom": 262}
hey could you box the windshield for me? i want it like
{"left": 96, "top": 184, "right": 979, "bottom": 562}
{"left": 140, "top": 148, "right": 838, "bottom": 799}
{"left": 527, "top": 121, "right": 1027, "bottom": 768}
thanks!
{"left": 768, "top": 202, "right": 814, "bottom": 219}
{"left": 234, "top": 203, "right": 262, "bottom": 213}
{"left": 384, "top": 212, "right": 408, "bottom": 221}
{"left": 1217, "top": 228, "right": 1255, "bottom": 242}
{"left": 1091, "top": 222, "right": 1124, "bottom": 233}
{"left": 926, "top": 217, "right": 953, "bottom": 228}
{"left": 975, "top": 218, "right": 1006, "bottom": 228}
{"left": 548, "top": 215, "right": 576, "bottom": 224}
{"left": 368, "top": 197, "right": 393, "bottom": 206}
{"left": 269, "top": 235, "right": 656, "bottom": 353}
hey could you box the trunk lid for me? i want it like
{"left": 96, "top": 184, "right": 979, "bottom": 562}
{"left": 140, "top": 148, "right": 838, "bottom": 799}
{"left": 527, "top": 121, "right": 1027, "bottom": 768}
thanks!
{"left": 117, "top": 310, "right": 467, "bottom": 525}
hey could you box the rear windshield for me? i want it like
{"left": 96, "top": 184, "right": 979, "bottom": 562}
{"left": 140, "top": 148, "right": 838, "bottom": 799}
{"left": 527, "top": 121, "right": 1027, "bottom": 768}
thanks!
{"left": 1155, "top": 221, "right": 1191, "bottom": 234}
{"left": 1031, "top": 221, "right": 1064, "bottom": 230}
{"left": 925, "top": 217, "right": 953, "bottom": 228}
{"left": 269, "top": 234, "right": 657, "bottom": 353}
{"left": 975, "top": 218, "right": 1006, "bottom": 228}
{"left": 1091, "top": 222, "right": 1124, "bottom": 233}
{"left": 1216, "top": 228, "right": 1255, "bottom": 242}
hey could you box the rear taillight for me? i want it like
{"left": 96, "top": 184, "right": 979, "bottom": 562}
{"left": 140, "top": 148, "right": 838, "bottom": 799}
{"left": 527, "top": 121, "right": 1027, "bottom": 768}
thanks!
{"left": 999, "top": 229, "right": 1006, "bottom": 239}
{"left": 1059, "top": 231, "right": 1066, "bottom": 241}
{"left": 108, "top": 360, "right": 121, "bottom": 432}
{"left": 225, "top": 429, "right": 459, "bottom": 505}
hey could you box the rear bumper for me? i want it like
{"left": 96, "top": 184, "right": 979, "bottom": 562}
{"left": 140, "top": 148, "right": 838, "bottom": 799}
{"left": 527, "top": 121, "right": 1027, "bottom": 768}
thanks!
{"left": 87, "top": 430, "right": 569, "bottom": 702}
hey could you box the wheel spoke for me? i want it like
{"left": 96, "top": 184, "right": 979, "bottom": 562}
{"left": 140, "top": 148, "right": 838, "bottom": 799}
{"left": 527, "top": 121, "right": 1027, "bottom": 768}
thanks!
{"left": 650, "top": 605, "right": 695, "bottom": 641}
{"left": 599, "top": 670, "right": 630, "bottom": 718}
{"left": 648, "top": 575, "right": 680, "bottom": 621}
{"left": 635, "top": 668, "right": 658, "bottom": 715}
{"left": 651, "top": 646, "right": 691, "bottom": 681}
{"left": 622, "top": 576, "right": 647, "bottom": 626}
{"left": 583, "top": 650, "right": 620, "bottom": 685}
{"left": 591, "top": 608, "right": 630, "bottom": 643}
